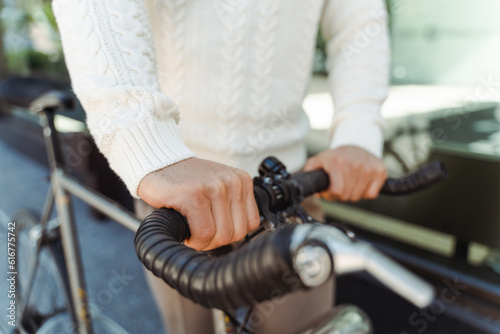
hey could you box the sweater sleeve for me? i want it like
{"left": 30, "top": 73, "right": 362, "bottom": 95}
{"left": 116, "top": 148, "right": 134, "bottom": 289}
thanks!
{"left": 321, "top": 0, "right": 390, "bottom": 158}
{"left": 53, "top": 0, "right": 195, "bottom": 197}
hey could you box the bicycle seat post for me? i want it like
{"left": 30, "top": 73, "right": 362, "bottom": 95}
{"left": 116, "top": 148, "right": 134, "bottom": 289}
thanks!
{"left": 39, "top": 108, "right": 65, "bottom": 173}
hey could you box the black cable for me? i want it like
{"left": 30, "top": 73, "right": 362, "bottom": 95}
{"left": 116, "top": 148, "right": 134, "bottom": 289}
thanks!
{"left": 236, "top": 227, "right": 265, "bottom": 250}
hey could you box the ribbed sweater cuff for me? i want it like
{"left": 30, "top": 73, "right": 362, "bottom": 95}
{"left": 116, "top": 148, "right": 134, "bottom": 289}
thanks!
{"left": 330, "top": 116, "right": 384, "bottom": 158}
{"left": 107, "top": 118, "right": 196, "bottom": 198}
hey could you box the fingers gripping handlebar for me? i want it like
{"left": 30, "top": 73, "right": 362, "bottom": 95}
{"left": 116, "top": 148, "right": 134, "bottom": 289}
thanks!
{"left": 134, "top": 158, "right": 447, "bottom": 310}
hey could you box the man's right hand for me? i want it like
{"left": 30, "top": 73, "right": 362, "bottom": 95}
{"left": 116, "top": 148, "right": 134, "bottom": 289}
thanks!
{"left": 138, "top": 158, "right": 260, "bottom": 251}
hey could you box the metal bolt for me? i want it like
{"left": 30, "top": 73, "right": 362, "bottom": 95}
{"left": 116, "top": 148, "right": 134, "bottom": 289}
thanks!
{"left": 293, "top": 245, "right": 331, "bottom": 287}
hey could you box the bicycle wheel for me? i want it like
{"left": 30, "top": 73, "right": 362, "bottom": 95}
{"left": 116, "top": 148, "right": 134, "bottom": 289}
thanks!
{"left": 14, "top": 210, "right": 68, "bottom": 333}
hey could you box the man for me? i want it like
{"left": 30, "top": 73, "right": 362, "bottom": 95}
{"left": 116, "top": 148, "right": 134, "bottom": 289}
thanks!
{"left": 54, "top": 0, "right": 389, "bottom": 332}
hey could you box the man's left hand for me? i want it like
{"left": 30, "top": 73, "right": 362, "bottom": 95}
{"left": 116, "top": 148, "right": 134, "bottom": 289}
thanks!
{"left": 303, "top": 146, "right": 387, "bottom": 202}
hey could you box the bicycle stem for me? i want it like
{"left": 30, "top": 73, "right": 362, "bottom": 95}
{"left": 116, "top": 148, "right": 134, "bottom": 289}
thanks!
{"left": 290, "top": 224, "right": 435, "bottom": 309}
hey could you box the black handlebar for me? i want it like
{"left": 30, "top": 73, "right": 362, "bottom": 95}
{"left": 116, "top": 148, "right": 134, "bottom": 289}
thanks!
{"left": 135, "top": 208, "right": 301, "bottom": 310}
{"left": 381, "top": 160, "right": 448, "bottom": 195}
{"left": 292, "top": 159, "right": 448, "bottom": 197}
{"left": 134, "top": 159, "right": 447, "bottom": 310}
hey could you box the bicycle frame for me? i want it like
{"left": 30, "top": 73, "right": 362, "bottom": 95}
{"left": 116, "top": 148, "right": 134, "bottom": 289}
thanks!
{"left": 34, "top": 108, "right": 140, "bottom": 334}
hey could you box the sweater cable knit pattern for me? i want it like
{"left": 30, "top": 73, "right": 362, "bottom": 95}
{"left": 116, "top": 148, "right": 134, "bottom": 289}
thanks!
{"left": 54, "top": 0, "right": 389, "bottom": 197}
{"left": 248, "top": 0, "right": 279, "bottom": 122}
{"left": 216, "top": 0, "right": 249, "bottom": 162}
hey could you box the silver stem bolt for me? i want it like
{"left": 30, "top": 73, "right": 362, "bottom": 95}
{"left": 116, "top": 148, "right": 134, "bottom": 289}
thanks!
{"left": 293, "top": 245, "right": 332, "bottom": 287}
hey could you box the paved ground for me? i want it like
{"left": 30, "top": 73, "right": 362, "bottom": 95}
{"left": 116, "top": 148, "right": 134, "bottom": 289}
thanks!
{"left": 0, "top": 139, "right": 163, "bottom": 333}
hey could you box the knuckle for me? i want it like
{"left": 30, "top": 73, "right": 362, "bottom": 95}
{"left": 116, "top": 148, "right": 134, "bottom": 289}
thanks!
{"left": 240, "top": 171, "right": 253, "bottom": 186}
{"left": 330, "top": 185, "right": 342, "bottom": 197}
{"left": 232, "top": 228, "right": 247, "bottom": 242}
{"left": 210, "top": 179, "right": 227, "bottom": 197}
{"left": 221, "top": 168, "right": 237, "bottom": 181}
{"left": 351, "top": 161, "right": 362, "bottom": 170}
{"left": 243, "top": 178, "right": 255, "bottom": 195}
{"left": 234, "top": 168, "right": 250, "bottom": 180}
{"left": 228, "top": 175, "right": 243, "bottom": 193}
{"left": 187, "top": 186, "right": 207, "bottom": 207}
{"left": 333, "top": 156, "right": 344, "bottom": 165}
{"left": 185, "top": 182, "right": 203, "bottom": 194}
{"left": 365, "top": 192, "right": 377, "bottom": 199}
{"left": 379, "top": 167, "right": 388, "bottom": 178}
{"left": 249, "top": 217, "right": 260, "bottom": 230}
{"left": 197, "top": 225, "right": 216, "bottom": 243}
{"left": 215, "top": 230, "right": 233, "bottom": 246}
{"left": 371, "top": 163, "right": 384, "bottom": 173}
{"left": 332, "top": 157, "right": 344, "bottom": 168}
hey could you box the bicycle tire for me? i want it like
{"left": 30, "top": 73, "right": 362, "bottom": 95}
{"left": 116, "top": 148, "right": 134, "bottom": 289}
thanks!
{"left": 14, "top": 209, "right": 68, "bottom": 333}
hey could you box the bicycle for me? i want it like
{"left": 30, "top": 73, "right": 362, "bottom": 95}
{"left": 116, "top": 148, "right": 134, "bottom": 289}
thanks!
{"left": 0, "top": 76, "right": 447, "bottom": 334}
{"left": 1, "top": 76, "right": 140, "bottom": 334}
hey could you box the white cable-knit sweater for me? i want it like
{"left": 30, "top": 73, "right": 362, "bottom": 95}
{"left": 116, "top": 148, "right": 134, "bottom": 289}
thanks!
{"left": 53, "top": 0, "right": 389, "bottom": 197}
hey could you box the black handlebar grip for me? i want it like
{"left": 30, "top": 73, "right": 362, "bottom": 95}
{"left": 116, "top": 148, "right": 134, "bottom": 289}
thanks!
{"left": 134, "top": 208, "right": 303, "bottom": 310}
{"left": 291, "top": 160, "right": 447, "bottom": 198}
{"left": 381, "top": 160, "right": 448, "bottom": 195}
{"left": 292, "top": 170, "right": 330, "bottom": 197}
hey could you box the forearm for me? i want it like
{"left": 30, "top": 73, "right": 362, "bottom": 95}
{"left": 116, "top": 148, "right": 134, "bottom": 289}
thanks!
{"left": 53, "top": 0, "right": 195, "bottom": 196}
{"left": 321, "top": 0, "right": 390, "bottom": 158}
